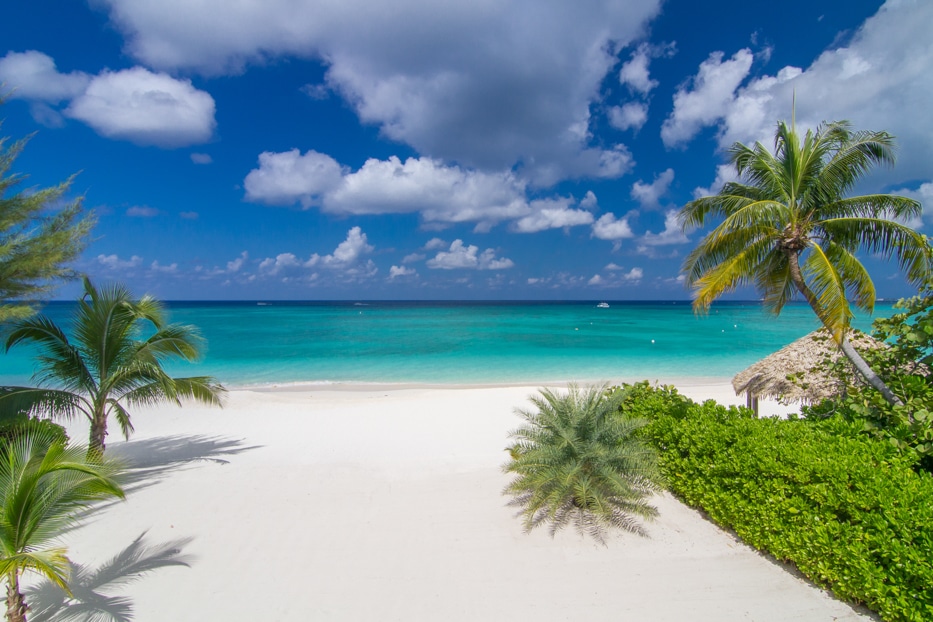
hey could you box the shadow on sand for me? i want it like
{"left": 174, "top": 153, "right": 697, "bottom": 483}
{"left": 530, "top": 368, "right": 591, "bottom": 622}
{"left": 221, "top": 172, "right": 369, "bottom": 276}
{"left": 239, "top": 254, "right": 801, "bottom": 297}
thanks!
{"left": 25, "top": 532, "right": 192, "bottom": 622}
{"left": 108, "top": 433, "right": 261, "bottom": 492}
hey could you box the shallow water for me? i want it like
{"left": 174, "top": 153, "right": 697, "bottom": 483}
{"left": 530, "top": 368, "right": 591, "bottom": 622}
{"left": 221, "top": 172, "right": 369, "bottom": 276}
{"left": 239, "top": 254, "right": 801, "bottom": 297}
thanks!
{"left": 0, "top": 300, "right": 892, "bottom": 388}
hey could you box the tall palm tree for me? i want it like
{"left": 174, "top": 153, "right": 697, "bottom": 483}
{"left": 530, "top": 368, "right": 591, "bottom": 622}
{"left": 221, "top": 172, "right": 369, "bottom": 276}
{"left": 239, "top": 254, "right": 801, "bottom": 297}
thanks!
{"left": 502, "top": 384, "right": 662, "bottom": 544}
{"left": 0, "top": 427, "right": 124, "bottom": 622}
{"left": 0, "top": 278, "right": 225, "bottom": 456}
{"left": 680, "top": 119, "right": 932, "bottom": 405}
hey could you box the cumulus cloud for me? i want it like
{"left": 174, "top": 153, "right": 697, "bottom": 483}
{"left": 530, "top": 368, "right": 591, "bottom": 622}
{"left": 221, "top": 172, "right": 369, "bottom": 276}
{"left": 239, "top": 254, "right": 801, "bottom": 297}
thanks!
{"left": 511, "top": 197, "right": 595, "bottom": 233}
{"left": 608, "top": 102, "right": 649, "bottom": 132}
{"left": 0, "top": 51, "right": 90, "bottom": 102}
{"left": 245, "top": 152, "right": 532, "bottom": 229}
{"left": 588, "top": 274, "right": 603, "bottom": 285}
{"left": 623, "top": 267, "right": 644, "bottom": 281}
{"left": 389, "top": 265, "right": 417, "bottom": 279}
{"left": 424, "top": 238, "right": 446, "bottom": 251}
{"left": 95, "top": 0, "right": 661, "bottom": 184}
{"left": 426, "top": 240, "right": 514, "bottom": 270}
{"left": 226, "top": 251, "right": 248, "bottom": 273}
{"left": 630, "top": 168, "right": 674, "bottom": 209}
{"left": 97, "top": 254, "right": 142, "bottom": 270}
{"left": 661, "top": 49, "right": 753, "bottom": 148}
{"left": 258, "top": 252, "right": 305, "bottom": 275}
{"left": 311, "top": 226, "right": 374, "bottom": 267}
{"left": 889, "top": 181, "right": 933, "bottom": 228}
{"left": 190, "top": 152, "right": 212, "bottom": 164}
{"left": 692, "top": 163, "right": 741, "bottom": 199}
{"left": 591, "top": 213, "right": 634, "bottom": 241}
{"left": 65, "top": 67, "right": 215, "bottom": 147}
{"left": 681, "top": 2, "right": 933, "bottom": 188}
{"left": 618, "top": 44, "right": 658, "bottom": 95}
{"left": 244, "top": 149, "right": 345, "bottom": 208}
{"left": 641, "top": 210, "right": 689, "bottom": 246}
{"left": 149, "top": 260, "right": 178, "bottom": 273}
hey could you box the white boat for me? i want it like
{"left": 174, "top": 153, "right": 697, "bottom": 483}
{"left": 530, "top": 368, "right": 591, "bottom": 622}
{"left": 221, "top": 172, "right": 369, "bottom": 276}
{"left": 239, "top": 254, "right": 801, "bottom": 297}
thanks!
{"left": 596, "top": 302, "right": 610, "bottom": 308}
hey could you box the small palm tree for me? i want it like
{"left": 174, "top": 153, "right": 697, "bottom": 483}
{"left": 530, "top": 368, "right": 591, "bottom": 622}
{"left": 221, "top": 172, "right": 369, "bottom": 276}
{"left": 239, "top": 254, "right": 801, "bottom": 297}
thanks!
{"left": 0, "top": 428, "right": 124, "bottom": 622}
{"left": 502, "top": 384, "right": 662, "bottom": 544}
{"left": 0, "top": 278, "right": 225, "bottom": 456}
{"left": 680, "top": 119, "right": 932, "bottom": 405}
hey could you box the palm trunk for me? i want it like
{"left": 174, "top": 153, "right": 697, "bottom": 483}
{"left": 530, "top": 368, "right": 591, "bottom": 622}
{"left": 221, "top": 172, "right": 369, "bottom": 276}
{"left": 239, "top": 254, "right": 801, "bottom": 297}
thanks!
{"left": 5, "top": 573, "right": 27, "bottom": 622}
{"left": 785, "top": 250, "right": 902, "bottom": 406}
{"left": 87, "top": 414, "right": 107, "bottom": 461}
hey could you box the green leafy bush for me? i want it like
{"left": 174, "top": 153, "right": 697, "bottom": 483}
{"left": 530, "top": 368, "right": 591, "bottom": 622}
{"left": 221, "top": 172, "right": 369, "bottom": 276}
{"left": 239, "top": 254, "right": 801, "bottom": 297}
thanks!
{"left": 610, "top": 383, "right": 933, "bottom": 622}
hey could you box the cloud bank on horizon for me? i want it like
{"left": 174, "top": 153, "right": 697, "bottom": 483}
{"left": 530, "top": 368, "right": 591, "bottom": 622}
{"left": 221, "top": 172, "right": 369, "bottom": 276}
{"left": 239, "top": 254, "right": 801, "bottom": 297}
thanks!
{"left": 0, "top": 0, "right": 930, "bottom": 299}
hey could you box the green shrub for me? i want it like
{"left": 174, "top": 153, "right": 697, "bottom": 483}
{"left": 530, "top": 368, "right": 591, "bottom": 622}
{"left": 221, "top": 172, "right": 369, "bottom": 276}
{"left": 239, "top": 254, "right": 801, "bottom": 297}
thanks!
{"left": 609, "top": 383, "right": 933, "bottom": 622}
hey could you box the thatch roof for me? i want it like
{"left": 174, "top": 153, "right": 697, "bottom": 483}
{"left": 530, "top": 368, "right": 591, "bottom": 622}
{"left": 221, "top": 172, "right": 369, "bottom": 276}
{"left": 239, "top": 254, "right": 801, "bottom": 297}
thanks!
{"left": 732, "top": 328, "right": 885, "bottom": 404}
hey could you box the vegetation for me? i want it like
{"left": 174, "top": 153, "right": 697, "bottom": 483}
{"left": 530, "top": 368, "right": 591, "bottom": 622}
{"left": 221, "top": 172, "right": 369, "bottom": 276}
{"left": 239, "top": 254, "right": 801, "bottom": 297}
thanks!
{"left": 612, "top": 381, "right": 933, "bottom": 622}
{"left": 0, "top": 112, "right": 94, "bottom": 322}
{"left": 680, "top": 118, "right": 932, "bottom": 404}
{"left": 502, "top": 383, "right": 663, "bottom": 544}
{"left": 0, "top": 278, "right": 225, "bottom": 456}
{"left": 0, "top": 428, "right": 124, "bottom": 622}
{"left": 804, "top": 287, "right": 933, "bottom": 470}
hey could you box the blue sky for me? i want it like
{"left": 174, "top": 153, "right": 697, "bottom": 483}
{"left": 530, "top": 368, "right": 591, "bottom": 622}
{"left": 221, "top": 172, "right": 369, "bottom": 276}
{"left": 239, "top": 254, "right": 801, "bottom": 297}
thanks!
{"left": 1, "top": 0, "right": 930, "bottom": 301}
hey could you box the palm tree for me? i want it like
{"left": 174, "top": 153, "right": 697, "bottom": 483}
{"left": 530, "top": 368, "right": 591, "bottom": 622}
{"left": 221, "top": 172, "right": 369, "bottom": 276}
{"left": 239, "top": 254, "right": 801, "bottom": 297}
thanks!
{"left": 680, "top": 119, "right": 932, "bottom": 405}
{"left": 502, "top": 384, "right": 662, "bottom": 544}
{"left": 0, "top": 427, "right": 124, "bottom": 622}
{"left": 0, "top": 278, "right": 225, "bottom": 456}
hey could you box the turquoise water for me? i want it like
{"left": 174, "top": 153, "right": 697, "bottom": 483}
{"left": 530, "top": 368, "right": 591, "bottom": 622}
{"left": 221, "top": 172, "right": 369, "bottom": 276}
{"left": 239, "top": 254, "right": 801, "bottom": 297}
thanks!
{"left": 0, "top": 301, "right": 894, "bottom": 388}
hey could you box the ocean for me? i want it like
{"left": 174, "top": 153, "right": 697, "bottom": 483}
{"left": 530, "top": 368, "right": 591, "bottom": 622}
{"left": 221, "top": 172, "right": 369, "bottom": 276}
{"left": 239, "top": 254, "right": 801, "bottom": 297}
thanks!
{"left": 0, "top": 300, "right": 894, "bottom": 388}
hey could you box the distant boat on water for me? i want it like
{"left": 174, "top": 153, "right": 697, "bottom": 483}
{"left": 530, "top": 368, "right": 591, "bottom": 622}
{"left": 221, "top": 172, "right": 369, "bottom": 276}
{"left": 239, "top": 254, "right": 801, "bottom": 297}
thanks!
{"left": 596, "top": 302, "right": 610, "bottom": 308}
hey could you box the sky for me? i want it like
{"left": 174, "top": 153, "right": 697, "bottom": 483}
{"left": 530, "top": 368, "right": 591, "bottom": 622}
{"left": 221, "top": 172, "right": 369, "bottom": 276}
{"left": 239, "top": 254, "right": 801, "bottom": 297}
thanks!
{"left": 1, "top": 0, "right": 931, "bottom": 301}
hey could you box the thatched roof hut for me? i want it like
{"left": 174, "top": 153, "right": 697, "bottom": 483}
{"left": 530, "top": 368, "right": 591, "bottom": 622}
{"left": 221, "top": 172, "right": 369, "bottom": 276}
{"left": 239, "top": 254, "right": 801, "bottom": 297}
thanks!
{"left": 732, "top": 328, "right": 884, "bottom": 411}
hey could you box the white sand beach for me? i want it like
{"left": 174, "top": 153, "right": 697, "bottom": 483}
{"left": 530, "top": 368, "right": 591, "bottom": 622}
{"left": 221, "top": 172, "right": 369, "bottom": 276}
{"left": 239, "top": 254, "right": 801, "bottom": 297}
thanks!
{"left": 47, "top": 382, "right": 873, "bottom": 621}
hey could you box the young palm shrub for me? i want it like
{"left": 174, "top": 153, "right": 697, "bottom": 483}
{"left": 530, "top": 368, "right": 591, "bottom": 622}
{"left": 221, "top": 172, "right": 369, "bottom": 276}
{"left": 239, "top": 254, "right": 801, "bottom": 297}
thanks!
{"left": 502, "top": 384, "right": 663, "bottom": 545}
{"left": 0, "top": 428, "right": 124, "bottom": 622}
{"left": 0, "top": 278, "right": 226, "bottom": 457}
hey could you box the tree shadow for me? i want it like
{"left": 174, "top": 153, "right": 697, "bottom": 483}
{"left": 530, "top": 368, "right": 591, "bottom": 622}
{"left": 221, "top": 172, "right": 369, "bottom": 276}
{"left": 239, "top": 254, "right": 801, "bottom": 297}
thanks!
{"left": 107, "top": 434, "right": 261, "bottom": 492}
{"left": 25, "top": 532, "right": 193, "bottom": 622}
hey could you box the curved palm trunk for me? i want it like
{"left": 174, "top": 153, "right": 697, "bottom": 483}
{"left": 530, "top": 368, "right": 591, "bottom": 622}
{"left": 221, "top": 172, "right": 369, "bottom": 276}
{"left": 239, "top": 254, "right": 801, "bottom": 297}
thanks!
{"left": 5, "top": 573, "right": 27, "bottom": 622}
{"left": 786, "top": 251, "right": 902, "bottom": 406}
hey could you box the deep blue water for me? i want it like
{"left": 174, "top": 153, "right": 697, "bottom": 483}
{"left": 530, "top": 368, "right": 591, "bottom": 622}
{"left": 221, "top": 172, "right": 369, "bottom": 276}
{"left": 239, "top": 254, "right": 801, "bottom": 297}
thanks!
{"left": 0, "top": 300, "right": 893, "bottom": 388}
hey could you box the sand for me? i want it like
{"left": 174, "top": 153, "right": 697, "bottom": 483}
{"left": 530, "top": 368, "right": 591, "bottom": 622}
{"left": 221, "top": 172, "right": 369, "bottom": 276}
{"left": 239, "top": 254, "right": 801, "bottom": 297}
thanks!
{"left": 37, "top": 382, "right": 873, "bottom": 621}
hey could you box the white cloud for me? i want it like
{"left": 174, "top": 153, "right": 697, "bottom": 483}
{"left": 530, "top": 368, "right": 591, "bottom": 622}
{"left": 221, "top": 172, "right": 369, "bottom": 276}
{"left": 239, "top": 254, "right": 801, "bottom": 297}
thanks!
{"left": 591, "top": 213, "right": 634, "bottom": 241}
{"left": 618, "top": 44, "right": 658, "bottom": 95}
{"left": 96, "top": 0, "right": 661, "bottom": 184}
{"left": 246, "top": 152, "right": 531, "bottom": 228}
{"left": 642, "top": 210, "right": 689, "bottom": 246}
{"left": 694, "top": 2, "right": 933, "bottom": 189}
{"left": 126, "top": 205, "right": 159, "bottom": 217}
{"left": 692, "top": 163, "right": 740, "bottom": 199}
{"left": 579, "top": 190, "right": 598, "bottom": 209}
{"left": 244, "top": 149, "right": 345, "bottom": 208}
{"left": 588, "top": 274, "right": 603, "bottom": 285}
{"left": 426, "top": 240, "right": 513, "bottom": 270}
{"left": 608, "top": 102, "right": 649, "bottom": 132}
{"left": 889, "top": 181, "right": 933, "bottom": 228}
{"left": 190, "top": 152, "right": 212, "bottom": 164}
{"left": 318, "top": 226, "right": 374, "bottom": 266}
{"left": 605, "top": 263, "right": 624, "bottom": 271}
{"left": 511, "top": 197, "right": 594, "bottom": 233}
{"left": 149, "top": 260, "right": 178, "bottom": 273}
{"left": 258, "top": 252, "right": 303, "bottom": 275}
{"left": 424, "top": 238, "right": 446, "bottom": 251}
{"left": 661, "top": 49, "right": 754, "bottom": 148}
{"left": 97, "top": 254, "right": 142, "bottom": 270}
{"left": 65, "top": 67, "right": 215, "bottom": 147}
{"left": 0, "top": 51, "right": 90, "bottom": 102}
{"left": 623, "top": 267, "right": 644, "bottom": 281}
{"left": 389, "top": 265, "right": 416, "bottom": 279}
{"left": 631, "top": 168, "right": 674, "bottom": 209}
{"left": 227, "top": 251, "right": 248, "bottom": 273}
{"left": 402, "top": 252, "right": 425, "bottom": 264}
